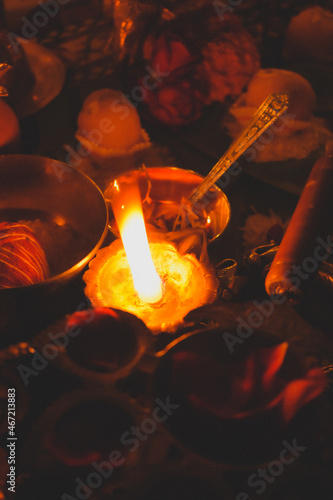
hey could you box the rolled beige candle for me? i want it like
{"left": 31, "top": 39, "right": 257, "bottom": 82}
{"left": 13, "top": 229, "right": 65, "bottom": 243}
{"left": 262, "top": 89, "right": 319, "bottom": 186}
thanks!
{"left": 265, "top": 153, "right": 333, "bottom": 301}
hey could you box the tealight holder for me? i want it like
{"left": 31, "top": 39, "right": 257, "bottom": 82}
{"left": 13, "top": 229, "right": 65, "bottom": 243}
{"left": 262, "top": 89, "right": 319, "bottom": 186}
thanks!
{"left": 83, "top": 166, "right": 230, "bottom": 333}
{"left": 30, "top": 307, "right": 151, "bottom": 384}
{"left": 19, "top": 387, "right": 142, "bottom": 471}
{"left": 83, "top": 232, "right": 219, "bottom": 333}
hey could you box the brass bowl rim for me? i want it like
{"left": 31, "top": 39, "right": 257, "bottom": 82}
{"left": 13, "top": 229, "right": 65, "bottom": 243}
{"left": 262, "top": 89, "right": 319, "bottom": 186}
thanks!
{"left": 0, "top": 154, "right": 109, "bottom": 290}
{"left": 106, "top": 165, "right": 231, "bottom": 243}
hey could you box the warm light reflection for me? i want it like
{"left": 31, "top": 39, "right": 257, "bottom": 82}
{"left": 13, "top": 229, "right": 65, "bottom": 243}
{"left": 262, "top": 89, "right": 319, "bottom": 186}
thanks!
{"left": 110, "top": 180, "right": 163, "bottom": 304}
{"left": 84, "top": 236, "right": 218, "bottom": 332}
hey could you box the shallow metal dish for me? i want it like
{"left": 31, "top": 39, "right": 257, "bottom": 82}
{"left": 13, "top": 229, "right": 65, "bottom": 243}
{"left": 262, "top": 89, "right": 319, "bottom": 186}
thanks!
{"left": 0, "top": 155, "right": 108, "bottom": 345}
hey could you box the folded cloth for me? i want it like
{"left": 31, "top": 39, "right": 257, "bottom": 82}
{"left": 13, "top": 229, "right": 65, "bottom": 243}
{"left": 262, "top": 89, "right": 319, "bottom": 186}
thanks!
{"left": 171, "top": 342, "right": 327, "bottom": 423}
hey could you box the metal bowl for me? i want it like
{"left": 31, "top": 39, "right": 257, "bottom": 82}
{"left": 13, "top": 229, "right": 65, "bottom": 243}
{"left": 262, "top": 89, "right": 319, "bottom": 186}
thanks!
{"left": 153, "top": 327, "right": 312, "bottom": 465}
{"left": 105, "top": 167, "right": 231, "bottom": 243}
{"left": 0, "top": 155, "right": 108, "bottom": 345}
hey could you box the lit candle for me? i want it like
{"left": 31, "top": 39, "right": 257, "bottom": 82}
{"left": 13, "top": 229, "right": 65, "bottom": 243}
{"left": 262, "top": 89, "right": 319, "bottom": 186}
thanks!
{"left": 84, "top": 178, "right": 218, "bottom": 332}
{"left": 111, "top": 179, "right": 163, "bottom": 304}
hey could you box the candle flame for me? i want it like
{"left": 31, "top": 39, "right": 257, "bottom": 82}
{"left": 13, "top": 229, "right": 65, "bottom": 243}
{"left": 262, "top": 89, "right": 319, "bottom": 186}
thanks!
{"left": 110, "top": 180, "right": 163, "bottom": 304}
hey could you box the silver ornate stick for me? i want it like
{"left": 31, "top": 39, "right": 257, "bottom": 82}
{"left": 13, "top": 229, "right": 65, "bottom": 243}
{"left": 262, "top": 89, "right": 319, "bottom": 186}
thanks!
{"left": 187, "top": 92, "right": 289, "bottom": 206}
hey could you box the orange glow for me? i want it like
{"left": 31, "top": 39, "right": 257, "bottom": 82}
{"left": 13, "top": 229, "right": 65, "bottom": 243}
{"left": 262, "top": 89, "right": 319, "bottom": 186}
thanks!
{"left": 111, "top": 180, "right": 163, "bottom": 304}
{"left": 84, "top": 236, "right": 218, "bottom": 332}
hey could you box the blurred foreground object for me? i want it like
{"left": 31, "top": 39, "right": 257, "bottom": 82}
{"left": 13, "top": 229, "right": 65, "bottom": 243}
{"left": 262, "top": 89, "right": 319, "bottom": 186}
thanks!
{"left": 170, "top": 341, "right": 326, "bottom": 423}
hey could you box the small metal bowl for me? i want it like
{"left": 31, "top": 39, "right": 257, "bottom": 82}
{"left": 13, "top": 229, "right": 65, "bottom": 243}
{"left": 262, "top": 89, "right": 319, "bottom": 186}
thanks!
{"left": 105, "top": 167, "right": 231, "bottom": 243}
{"left": 0, "top": 155, "right": 108, "bottom": 345}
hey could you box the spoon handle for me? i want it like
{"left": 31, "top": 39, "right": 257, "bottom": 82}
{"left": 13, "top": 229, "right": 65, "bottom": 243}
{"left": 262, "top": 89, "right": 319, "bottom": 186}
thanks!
{"left": 188, "top": 92, "right": 289, "bottom": 206}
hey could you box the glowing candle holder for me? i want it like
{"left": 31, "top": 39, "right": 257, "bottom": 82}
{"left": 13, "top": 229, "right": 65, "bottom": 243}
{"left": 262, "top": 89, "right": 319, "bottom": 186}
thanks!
{"left": 84, "top": 170, "right": 220, "bottom": 333}
{"left": 83, "top": 233, "right": 218, "bottom": 333}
